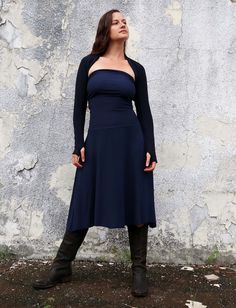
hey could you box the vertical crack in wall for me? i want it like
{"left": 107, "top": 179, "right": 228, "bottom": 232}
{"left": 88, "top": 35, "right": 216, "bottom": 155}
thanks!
{"left": 60, "top": 29, "right": 72, "bottom": 99}
{"left": 176, "top": 0, "right": 185, "bottom": 61}
{"left": 164, "top": 0, "right": 184, "bottom": 61}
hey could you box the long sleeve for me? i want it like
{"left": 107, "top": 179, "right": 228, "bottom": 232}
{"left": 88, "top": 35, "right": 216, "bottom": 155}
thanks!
{"left": 72, "top": 58, "right": 88, "bottom": 156}
{"left": 134, "top": 65, "right": 158, "bottom": 163}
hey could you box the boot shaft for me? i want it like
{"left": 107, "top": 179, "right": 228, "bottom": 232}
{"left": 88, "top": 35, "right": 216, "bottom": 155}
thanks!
{"left": 53, "top": 228, "right": 89, "bottom": 263}
{"left": 127, "top": 224, "right": 148, "bottom": 270}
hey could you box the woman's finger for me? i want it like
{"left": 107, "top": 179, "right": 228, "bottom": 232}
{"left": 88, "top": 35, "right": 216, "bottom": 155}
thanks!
{"left": 145, "top": 152, "right": 151, "bottom": 167}
{"left": 80, "top": 147, "right": 86, "bottom": 162}
{"left": 144, "top": 161, "right": 156, "bottom": 172}
{"left": 71, "top": 154, "right": 84, "bottom": 168}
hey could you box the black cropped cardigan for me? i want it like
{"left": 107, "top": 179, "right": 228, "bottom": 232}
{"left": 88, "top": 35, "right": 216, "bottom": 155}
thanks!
{"left": 72, "top": 52, "right": 158, "bottom": 163}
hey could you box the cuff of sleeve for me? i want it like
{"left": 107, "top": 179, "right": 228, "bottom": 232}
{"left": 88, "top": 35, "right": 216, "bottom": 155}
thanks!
{"left": 72, "top": 141, "right": 84, "bottom": 156}
{"left": 150, "top": 155, "right": 158, "bottom": 163}
{"left": 145, "top": 146, "right": 158, "bottom": 163}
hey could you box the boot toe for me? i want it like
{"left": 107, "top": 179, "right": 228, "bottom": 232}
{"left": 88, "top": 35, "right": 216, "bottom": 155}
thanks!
{"left": 131, "top": 289, "right": 148, "bottom": 297}
{"left": 131, "top": 282, "right": 148, "bottom": 297}
{"left": 32, "top": 275, "right": 72, "bottom": 290}
{"left": 32, "top": 279, "right": 57, "bottom": 290}
{"left": 131, "top": 269, "right": 149, "bottom": 297}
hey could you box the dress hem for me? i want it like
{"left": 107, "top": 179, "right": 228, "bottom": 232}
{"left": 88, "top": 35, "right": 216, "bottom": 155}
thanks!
{"left": 66, "top": 221, "right": 157, "bottom": 232}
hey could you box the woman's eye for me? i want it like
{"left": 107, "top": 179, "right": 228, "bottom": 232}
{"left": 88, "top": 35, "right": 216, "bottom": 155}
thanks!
{"left": 112, "top": 21, "right": 127, "bottom": 25}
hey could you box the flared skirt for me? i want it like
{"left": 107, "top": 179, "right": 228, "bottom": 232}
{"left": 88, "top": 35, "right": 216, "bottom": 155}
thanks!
{"left": 66, "top": 121, "right": 156, "bottom": 231}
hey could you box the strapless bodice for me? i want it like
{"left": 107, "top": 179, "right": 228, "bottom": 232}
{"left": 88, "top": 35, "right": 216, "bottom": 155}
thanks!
{"left": 86, "top": 69, "right": 138, "bottom": 130}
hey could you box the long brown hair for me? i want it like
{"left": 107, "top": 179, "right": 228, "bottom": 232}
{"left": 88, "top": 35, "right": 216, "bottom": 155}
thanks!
{"left": 91, "top": 9, "right": 127, "bottom": 56}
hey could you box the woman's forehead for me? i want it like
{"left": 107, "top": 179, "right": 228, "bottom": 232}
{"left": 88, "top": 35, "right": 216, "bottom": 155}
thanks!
{"left": 112, "top": 12, "right": 125, "bottom": 20}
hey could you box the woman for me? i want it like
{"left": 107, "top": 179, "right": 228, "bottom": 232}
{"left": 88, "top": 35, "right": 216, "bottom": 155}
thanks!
{"left": 32, "top": 9, "right": 158, "bottom": 297}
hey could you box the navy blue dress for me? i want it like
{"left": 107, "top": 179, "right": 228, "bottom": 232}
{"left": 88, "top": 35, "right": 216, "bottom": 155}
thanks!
{"left": 66, "top": 69, "right": 156, "bottom": 231}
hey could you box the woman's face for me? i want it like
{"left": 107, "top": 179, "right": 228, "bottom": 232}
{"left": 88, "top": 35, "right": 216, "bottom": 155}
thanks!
{"left": 110, "top": 12, "right": 129, "bottom": 41}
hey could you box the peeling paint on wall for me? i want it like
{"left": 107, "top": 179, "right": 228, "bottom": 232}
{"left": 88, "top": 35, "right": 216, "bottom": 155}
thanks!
{"left": 158, "top": 141, "right": 201, "bottom": 169}
{"left": 0, "top": 50, "right": 46, "bottom": 93}
{"left": 0, "top": 111, "right": 18, "bottom": 159}
{"left": 28, "top": 210, "right": 44, "bottom": 239}
{"left": 0, "top": 19, "right": 22, "bottom": 48}
{"left": 13, "top": 153, "right": 38, "bottom": 183}
{"left": 165, "top": 0, "right": 182, "bottom": 25}
{"left": 49, "top": 164, "right": 75, "bottom": 205}
{"left": 0, "top": 198, "right": 31, "bottom": 244}
{"left": 196, "top": 116, "right": 236, "bottom": 145}
{"left": 0, "top": 0, "right": 44, "bottom": 48}
{"left": 192, "top": 219, "right": 210, "bottom": 247}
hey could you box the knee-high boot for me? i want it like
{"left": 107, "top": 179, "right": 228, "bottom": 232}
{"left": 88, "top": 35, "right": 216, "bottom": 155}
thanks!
{"left": 127, "top": 224, "right": 149, "bottom": 297}
{"left": 32, "top": 228, "right": 88, "bottom": 290}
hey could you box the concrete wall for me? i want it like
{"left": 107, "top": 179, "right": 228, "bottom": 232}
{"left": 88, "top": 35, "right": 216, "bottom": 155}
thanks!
{"left": 1, "top": 0, "right": 236, "bottom": 264}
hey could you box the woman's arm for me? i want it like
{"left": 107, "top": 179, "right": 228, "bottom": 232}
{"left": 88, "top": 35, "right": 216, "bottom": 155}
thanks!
{"left": 72, "top": 58, "right": 88, "bottom": 156}
{"left": 134, "top": 64, "right": 158, "bottom": 163}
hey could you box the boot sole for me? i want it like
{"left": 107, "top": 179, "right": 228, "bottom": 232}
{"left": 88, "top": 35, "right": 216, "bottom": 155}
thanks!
{"left": 131, "top": 290, "right": 148, "bottom": 297}
{"left": 32, "top": 275, "right": 72, "bottom": 290}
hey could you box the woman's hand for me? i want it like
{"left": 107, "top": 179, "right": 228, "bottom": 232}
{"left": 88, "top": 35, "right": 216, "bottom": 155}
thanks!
{"left": 71, "top": 147, "right": 86, "bottom": 168}
{"left": 144, "top": 152, "right": 157, "bottom": 172}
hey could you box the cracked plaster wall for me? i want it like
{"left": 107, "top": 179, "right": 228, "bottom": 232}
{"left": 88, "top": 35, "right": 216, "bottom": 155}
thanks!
{"left": 0, "top": 0, "right": 236, "bottom": 264}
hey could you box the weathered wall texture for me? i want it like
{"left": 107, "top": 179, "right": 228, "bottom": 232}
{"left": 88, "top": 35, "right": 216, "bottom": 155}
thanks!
{"left": 1, "top": 0, "right": 236, "bottom": 264}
